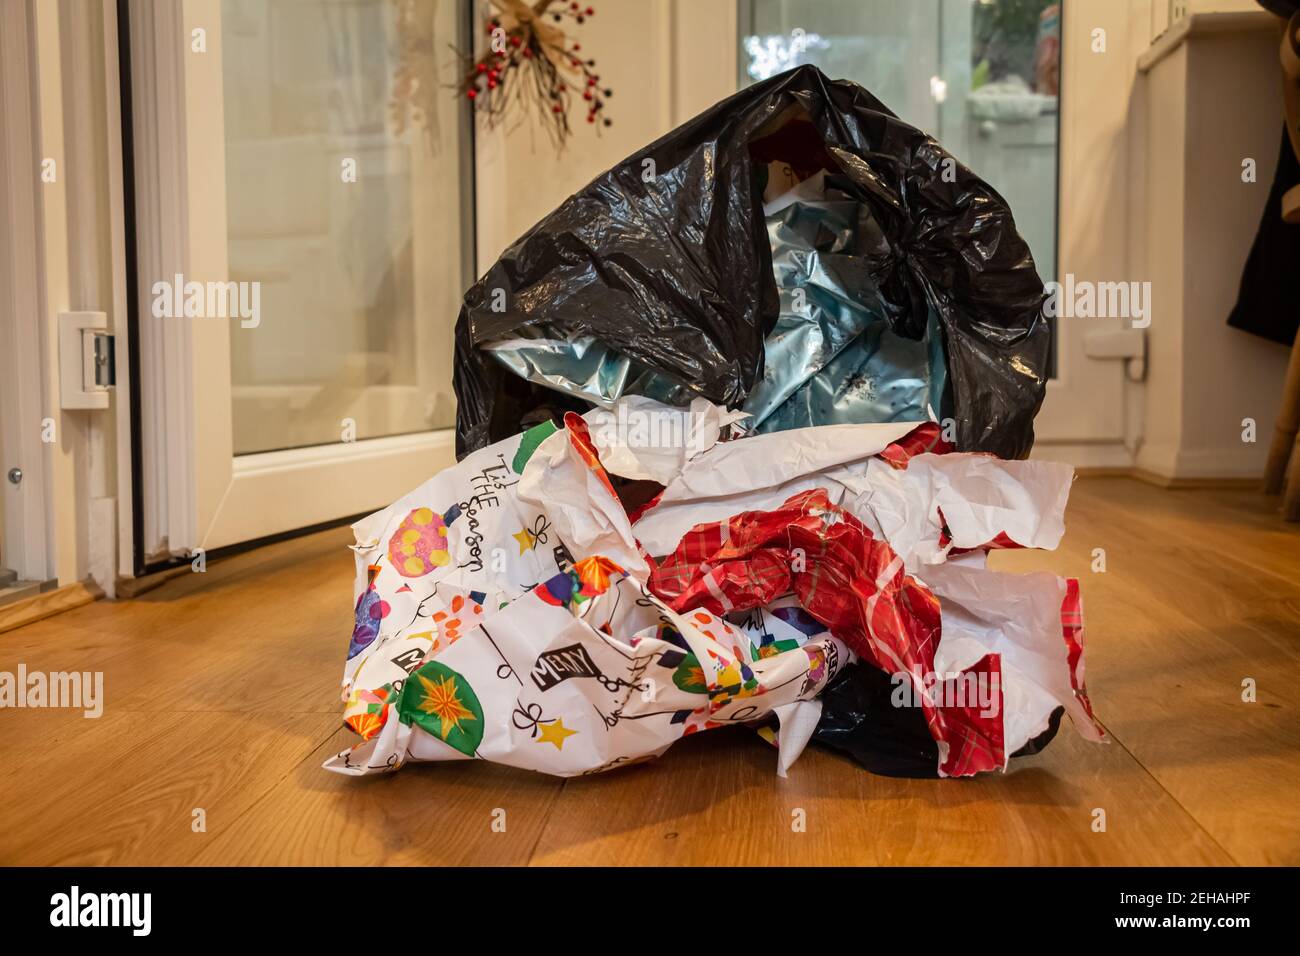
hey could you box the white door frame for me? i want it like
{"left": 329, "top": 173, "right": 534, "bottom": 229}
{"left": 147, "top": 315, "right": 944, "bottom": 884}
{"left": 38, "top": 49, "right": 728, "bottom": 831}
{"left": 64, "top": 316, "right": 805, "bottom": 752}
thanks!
{"left": 5, "top": 0, "right": 133, "bottom": 592}
{"left": 102, "top": 0, "right": 139, "bottom": 582}
{"left": 0, "top": 0, "right": 54, "bottom": 585}
{"left": 123, "top": 0, "right": 457, "bottom": 565}
{"left": 1030, "top": 0, "right": 1154, "bottom": 467}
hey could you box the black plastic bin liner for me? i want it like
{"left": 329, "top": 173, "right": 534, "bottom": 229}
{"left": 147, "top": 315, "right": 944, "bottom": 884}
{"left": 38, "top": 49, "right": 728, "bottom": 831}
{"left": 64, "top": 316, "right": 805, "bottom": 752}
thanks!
{"left": 812, "top": 663, "right": 941, "bottom": 778}
{"left": 811, "top": 664, "right": 1066, "bottom": 778}
{"left": 453, "top": 65, "right": 1050, "bottom": 459}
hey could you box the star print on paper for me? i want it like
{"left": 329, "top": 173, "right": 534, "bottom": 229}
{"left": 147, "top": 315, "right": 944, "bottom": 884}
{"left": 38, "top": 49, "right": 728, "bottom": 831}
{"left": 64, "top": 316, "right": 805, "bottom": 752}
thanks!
{"left": 513, "top": 526, "right": 538, "bottom": 554}
{"left": 416, "top": 672, "right": 476, "bottom": 738}
{"left": 396, "top": 660, "right": 485, "bottom": 757}
{"left": 344, "top": 708, "right": 388, "bottom": 740}
{"left": 535, "top": 717, "right": 577, "bottom": 750}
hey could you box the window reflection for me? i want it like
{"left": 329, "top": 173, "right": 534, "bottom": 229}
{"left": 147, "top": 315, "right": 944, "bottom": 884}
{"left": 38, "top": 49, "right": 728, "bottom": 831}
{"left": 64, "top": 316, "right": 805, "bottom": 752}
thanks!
{"left": 741, "top": 0, "right": 1060, "bottom": 285}
{"left": 222, "top": 0, "right": 472, "bottom": 455}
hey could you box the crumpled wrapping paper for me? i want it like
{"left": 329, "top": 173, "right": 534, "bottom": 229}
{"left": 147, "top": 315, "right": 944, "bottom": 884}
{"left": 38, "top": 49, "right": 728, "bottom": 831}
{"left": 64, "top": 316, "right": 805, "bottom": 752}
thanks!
{"left": 328, "top": 398, "right": 1102, "bottom": 780}
{"left": 326, "top": 555, "right": 848, "bottom": 777}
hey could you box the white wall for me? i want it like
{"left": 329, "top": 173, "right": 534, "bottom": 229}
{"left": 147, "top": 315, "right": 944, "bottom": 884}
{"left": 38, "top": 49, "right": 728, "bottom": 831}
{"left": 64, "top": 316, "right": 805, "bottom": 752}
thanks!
{"left": 474, "top": 0, "right": 738, "bottom": 267}
{"left": 1133, "top": 10, "right": 1291, "bottom": 481}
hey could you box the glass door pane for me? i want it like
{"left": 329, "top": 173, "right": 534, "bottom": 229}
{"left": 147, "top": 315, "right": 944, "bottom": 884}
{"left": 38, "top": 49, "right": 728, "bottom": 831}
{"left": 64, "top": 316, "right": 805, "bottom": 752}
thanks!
{"left": 740, "top": 0, "right": 1061, "bottom": 310}
{"left": 221, "top": 0, "right": 472, "bottom": 455}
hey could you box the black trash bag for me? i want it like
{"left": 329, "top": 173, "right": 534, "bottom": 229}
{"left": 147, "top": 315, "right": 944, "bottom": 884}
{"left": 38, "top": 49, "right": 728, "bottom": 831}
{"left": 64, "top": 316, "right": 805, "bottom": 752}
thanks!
{"left": 453, "top": 65, "right": 1050, "bottom": 459}
{"left": 811, "top": 663, "right": 940, "bottom": 778}
{"left": 811, "top": 664, "right": 1065, "bottom": 778}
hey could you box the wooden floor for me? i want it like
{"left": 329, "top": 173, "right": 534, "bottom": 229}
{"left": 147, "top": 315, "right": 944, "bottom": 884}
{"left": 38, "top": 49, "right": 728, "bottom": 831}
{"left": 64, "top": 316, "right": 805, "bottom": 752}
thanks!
{"left": 1, "top": 476, "right": 1297, "bottom": 866}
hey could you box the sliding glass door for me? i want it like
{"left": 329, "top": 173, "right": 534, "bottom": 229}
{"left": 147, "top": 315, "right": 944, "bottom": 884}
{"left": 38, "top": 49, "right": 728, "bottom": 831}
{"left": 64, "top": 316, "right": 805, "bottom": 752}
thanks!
{"left": 737, "top": 1, "right": 1137, "bottom": 460}
{"left": 124, "top": 0, "right": 472, "bottom": 566}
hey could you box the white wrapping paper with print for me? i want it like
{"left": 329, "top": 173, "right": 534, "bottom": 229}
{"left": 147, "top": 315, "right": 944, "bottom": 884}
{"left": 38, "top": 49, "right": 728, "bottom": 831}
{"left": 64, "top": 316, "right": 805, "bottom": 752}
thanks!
{"left": 324, "top": 558, "right": 850, "bottom": 777}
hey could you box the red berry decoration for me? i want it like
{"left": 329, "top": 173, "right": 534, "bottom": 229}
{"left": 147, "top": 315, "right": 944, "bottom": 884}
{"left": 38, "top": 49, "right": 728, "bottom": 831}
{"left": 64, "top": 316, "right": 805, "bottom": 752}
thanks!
{"left": 457, "top": 2, "right": 613, "bottom": 148}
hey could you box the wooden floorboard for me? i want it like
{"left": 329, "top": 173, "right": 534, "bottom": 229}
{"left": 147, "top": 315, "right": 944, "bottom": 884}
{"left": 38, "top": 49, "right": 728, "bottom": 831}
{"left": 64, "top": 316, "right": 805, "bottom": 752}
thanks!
{"left": 995, "top": 478, "right": 1300, "bottom": 865}
{"left": 0, "top": 580, "right": 102, "bottom": 635}
{"left": 0, "top": 477, "right": 1295, "bottom": 865}
{"left": 190, "top": 728, "right": 566, "bottom": 867}
{"left": 0, "top": 709, "right": 340, "bottom": 866}
{"left": 528, "top": 721, "right": 1231, "bottom": 866}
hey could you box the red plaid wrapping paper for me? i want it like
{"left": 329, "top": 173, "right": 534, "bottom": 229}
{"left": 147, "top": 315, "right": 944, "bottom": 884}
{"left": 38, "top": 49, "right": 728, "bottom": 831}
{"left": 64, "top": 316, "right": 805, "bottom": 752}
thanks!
{"left": 647, "top": 488, "right": 1005, "bottom": 776}
{"left": 1062, "top": 576, "right": 1103, "bottom": 733}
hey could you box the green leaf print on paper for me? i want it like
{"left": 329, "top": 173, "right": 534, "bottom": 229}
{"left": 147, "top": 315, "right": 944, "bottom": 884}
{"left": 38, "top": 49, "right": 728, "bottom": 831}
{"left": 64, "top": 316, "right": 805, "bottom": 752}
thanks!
{"left": 512, "top": 420, "right": 559, "bottom": 474}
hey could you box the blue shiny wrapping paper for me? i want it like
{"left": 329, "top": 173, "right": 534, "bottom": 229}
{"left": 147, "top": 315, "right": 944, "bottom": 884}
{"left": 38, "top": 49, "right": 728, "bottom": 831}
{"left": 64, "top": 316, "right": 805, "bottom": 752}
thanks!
{"left": 746, "top": 196, "right": 946, "bottom": 431}
{"left": 484, "top": 194, "right": 946, "bottom": 432}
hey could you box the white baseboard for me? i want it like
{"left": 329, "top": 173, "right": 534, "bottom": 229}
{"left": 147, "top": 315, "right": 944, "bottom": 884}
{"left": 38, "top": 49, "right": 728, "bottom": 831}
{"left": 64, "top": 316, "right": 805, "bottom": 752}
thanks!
{"left": 1031, "top": 441, "right": 1135, "bottom": 471}
{"left": 1136, "top": 441, "right": 1266, "bottom": 482}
